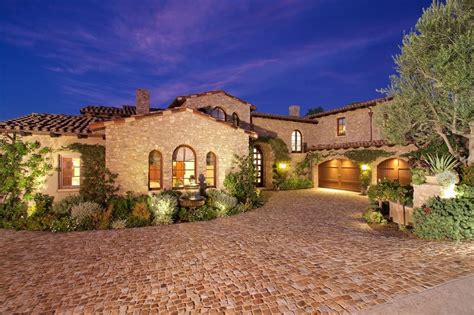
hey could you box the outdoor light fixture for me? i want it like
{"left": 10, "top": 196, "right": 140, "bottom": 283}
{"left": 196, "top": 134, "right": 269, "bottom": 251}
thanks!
{"left": 361, "top": 164, "right": 370, "bottom": 171}
{"left": 278, "top": 162, "right": 288, "bottom": 170}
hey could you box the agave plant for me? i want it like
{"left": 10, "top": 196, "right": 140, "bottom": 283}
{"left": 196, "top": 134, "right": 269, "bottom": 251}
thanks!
{"left": 424, "top": 153, "right": 460, "bottom": 174}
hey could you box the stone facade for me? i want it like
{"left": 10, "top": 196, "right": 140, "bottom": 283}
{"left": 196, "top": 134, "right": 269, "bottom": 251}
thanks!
{"left": 1, "top": 134, "right": 105, "bottom": 201}
{"left": 104, "top": 108, "right": 251, "bottom": 193}
{"left": 251, "top": 116, "right": 319, "bottom": 151}
{"left": 177, "top": 92, "right": 252, "bottom": 130}
{"left": 311, "top": 102, "right": 388, "bottom": 145}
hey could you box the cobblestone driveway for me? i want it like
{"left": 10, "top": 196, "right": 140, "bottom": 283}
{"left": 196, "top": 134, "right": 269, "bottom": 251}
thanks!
{"left": 1, "top": 189, "right": 473, "bottom": 314}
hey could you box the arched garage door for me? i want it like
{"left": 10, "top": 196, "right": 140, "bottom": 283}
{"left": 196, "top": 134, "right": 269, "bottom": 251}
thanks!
{"left": 377, "top": 158, "right": 411, "bottom": 186}
{"left": 318, "top": 159, "right": 360, "bottom": 192}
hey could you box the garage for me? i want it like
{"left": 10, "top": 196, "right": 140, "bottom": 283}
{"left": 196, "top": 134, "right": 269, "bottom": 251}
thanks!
{"left": 318, "top": 159, "right": 361, "bottom": 192}
{"left": 377, "top": 158, "right": 411, "bottom": 186}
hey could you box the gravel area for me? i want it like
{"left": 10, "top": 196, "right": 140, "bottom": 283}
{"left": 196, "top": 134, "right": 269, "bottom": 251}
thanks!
{"left": 1, "top": 188, "right": 473, "bottom": 314}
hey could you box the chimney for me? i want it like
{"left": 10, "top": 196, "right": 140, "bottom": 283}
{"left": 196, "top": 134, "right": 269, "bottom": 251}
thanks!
{"left": 136, "top": 89, "right": 150, "bottom": 115}
{"left": 289, "top": 105, "right": 300, "bottom": 117}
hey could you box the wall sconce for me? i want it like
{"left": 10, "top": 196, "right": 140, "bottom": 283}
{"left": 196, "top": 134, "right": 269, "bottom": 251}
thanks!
{"left": 361, "top": 164, "right": 370, "bottom": 171}
{"left": 278, "top": 162, "right": 288, "bottom": 170}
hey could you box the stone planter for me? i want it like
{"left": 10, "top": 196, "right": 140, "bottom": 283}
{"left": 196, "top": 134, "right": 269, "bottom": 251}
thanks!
{"left": 389, "top": 201, "right": 414, "bottom": 226}
{"left": 413, "top": 183, "right": 443, "bottom": 208}
{"left": 425, "top": 175, "right": 438, "bottom": 185}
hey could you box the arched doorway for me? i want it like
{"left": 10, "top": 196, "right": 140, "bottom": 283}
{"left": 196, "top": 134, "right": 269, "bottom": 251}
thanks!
{"left": 318, "top": 159, "right": 360, "bottom": 192}
{"left": 377, "top": 158, "right": 411, "bottom": 185}
{"left": 253, "top": 146, "right": 264, "bottom": 187}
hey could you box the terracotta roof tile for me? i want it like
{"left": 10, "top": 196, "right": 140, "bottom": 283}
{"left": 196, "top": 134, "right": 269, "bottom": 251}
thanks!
{"left": 80, "top": 105, "right": 162, "bottom": 117}
{"left": 309, "top": 140, "right": 394, "bottom": 151}
{"left": 308, "top": 97, "right": 393, "bottom": 118}
{"left": 251, "top": 112, "right": 318, "bottom": 124}
{"left": 0, "top": 113, "right": 103, "bottom": 137}
{"left": 168, "top": 90, "right": 257, "bottom": 110}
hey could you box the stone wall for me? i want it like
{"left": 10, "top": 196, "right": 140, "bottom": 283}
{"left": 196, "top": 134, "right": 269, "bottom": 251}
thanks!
{"left": 469, "top": 121, "right": 474, "bottom": 165}
{"left": 312, "top": 102, "right": 389, "bottom": 145}
{"left": 251, "top": 116, "right": 319, "bottom": 151}
{"left": 105, "top": 109, "right": 250, "bottom": 193}
{"left": 1, "top": 133, "right": 105, "bottom": 201}
{"left": 413, "top": 183, "right": 443, "bottom": 208}
{"left": 179, "top": 92, "right": 252, "bottom": 130}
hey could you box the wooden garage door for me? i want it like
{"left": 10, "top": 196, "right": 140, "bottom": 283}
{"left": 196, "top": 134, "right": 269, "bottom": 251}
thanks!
{"left": 319, "top": 159, "right": 360, "bottom": 192}
{"left": 377, "top": 158, "right": 411, "bottom": 186}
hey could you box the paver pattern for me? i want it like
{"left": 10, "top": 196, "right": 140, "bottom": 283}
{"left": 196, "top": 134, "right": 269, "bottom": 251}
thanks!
{"left": 1, "top": 189, "right": 473, "bottom": 314}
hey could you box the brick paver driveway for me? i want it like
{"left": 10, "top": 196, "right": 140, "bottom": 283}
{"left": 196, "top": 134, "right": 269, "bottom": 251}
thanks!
{"left": 1, "top": 189, "right": 473, "bottom": 314}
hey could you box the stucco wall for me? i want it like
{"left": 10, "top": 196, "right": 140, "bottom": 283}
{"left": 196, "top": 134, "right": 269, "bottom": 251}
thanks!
{"left": 1, "top": 134, "right": 104, "bottom": 201}
{"left": 179, "top": 92, "right": 252, "bottom": 130}
{"left": 251, "top": 116, "right": 319, "bottom": 151}
{"left": 105, "top": 109, "right": 250, "bottom": 194}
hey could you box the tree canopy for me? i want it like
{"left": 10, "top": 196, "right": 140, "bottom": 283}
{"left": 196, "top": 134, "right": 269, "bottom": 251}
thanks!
{"left": 305, "top": 106, "right": 325, "bottom": 116}
{"left": 376, "top": 0, "right": 474, "bottom": 164}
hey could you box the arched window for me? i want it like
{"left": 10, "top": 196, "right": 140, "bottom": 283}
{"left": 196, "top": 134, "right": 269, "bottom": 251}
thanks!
{"left": 211, "top": 107, "right": 226, "bottom": 121}
{"left": 206, "top": 152, "right": 217, "bottom": 187}
{"left": 291, "top": 130, "right": 302, "bottom": 153}
{"left": 149, "top": 150, "right": 162, "bottom": 190}
{"left": 172, "top": 145, "right": 196, "bottom": 188}
{"left": 232, "top": 112, "right": 240, "bottom": 126}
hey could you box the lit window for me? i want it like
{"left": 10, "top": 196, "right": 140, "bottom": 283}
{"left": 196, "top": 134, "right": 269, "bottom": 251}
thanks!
{"left": 149, "top": 150, "right": 162, "bottom": 190}
{"left": 206, "top": 152, "right": 216, "bottom": 187}
{"left": 211, "top": 107, "right": 226, "bottom": 121}
{"left": 172, "top": 145, "right": 196, "bottom": 188}
{"left": 291, "top": 130, "right": 302, "bottom": 152}
{"left": 232, "top": 113, "right": 240, "bottom": 126}
{"left": 337, "top": 117, "right": 346, "bottom": 136}
{"left": 60, "top": 156, "right": 81, "bottom": 189}
{"left": 253, "top": 146, "right": 264, "bottom": 186}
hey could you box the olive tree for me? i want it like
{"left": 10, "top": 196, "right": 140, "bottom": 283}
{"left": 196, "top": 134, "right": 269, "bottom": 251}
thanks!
{"left": 377, "top": 0, "right": 474, "bottom": 164}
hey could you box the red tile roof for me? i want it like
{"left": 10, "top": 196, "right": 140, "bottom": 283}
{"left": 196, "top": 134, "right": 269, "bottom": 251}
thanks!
{"left": 251, "top": 112, "right": 318, "bottom": 124}
{"left": 80, "top": 105, "right": 162, "bottom": 117}
{"left": 309, "top": 140, "right": 394, "bottom": 151}
{"left": 168, "top": 90, "right": 257, "bottom": 110}
{"left": 0, "top": 113, "right": 104, "bottom": 137}
{"left": 307, "top": 97, "right": 393, "bottom": 118}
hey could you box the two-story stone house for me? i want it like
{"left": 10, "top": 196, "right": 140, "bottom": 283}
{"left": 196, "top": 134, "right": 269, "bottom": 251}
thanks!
{"left": 0, "top": 89, "right": 414, "bottom": 199}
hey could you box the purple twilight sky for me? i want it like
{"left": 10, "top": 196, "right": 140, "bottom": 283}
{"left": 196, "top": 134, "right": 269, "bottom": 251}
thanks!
{"left": 0, "top": 0, "right": 432, "bottom": 120}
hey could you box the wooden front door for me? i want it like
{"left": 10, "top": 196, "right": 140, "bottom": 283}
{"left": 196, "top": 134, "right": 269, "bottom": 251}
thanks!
{"left": 377, "top": 158, "right": 411, "bottom": 185}
{"left": 318, "top": 159, "right": 360, "bottom": 192}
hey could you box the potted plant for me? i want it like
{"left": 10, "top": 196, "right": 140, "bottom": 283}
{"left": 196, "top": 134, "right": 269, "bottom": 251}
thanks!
{"left": 424, "top": 153, "right": 460, "bottom": 185}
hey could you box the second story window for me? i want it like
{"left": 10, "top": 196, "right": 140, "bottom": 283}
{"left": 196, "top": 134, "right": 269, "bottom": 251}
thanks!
{"left": 337, "top": 117, "right": 346, "bottom": 136}
{"left": 291, "top": 130, "right": 302, "bottom": 152}
{"left": 232, "top": 112, "right": 240, "bottom": 126}
{"left": 211, "top": 107, "right": 226, "bottom": 121}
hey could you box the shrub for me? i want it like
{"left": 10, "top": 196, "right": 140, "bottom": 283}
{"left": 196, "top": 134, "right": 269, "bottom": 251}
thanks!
{"left": 411, "top": 168, "right": 427, "bottom": 185}
{"left": 31, "top": 193, "right": 54, "bottom": 217}
{"left": 50, "top": 216, "right": 77, "bottom": 232}
{"left": 362, "top": 208, "right": 387, "bottom": 225}
{"left": 178, "top": 205, "right": 218, "bottom": 222}
{"left": 228, "top": 203, "right": 247, "bottom": 216}
{"left": 70, "top": 201, "right": 103, "bottom": 230}
{"left": 206, "top": 189, "right": 237, "bottom": 217}
{"left": 224, "top": 154, "right": 261, "bottom": 207}
{"left": 96, "top": 205, "right": 113, "bottom": 229}
{"left": 460, "top": 164, "right": 474, "bottom": 186}
{"left": 455, "top": 184, "right": 474, "bottom": 199}
{"left": 436, "top": 170, "right": 459, "bottom": 187}
{"left": 127, "top": 202, "right": 151, "bottom": 227}
{"left": 148, "top": 193, "right": 178, "bottom": 224}
{"left": 108, "top": 194, "right": 134, "bottom": 220}
{"left": 425, "top": 153, "right": 459, "bottom": 174}
{"left": 279, "top": 177, "right": 313, "bottom": 190}
{"left": 414, "top": 197, "right": 474, "bottom": 240}
{"left": 367, "top": 179, "right": 400, "bottom": 204}
{"left": 52, "top": 195, "right": 84, "bottom": 216}
{"left": 111, "top": 219, "right": 127, "bottom": 229}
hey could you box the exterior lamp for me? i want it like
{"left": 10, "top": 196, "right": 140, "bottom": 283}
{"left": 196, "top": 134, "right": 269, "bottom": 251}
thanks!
{"left": 361, "top": 164, "right": 370, "bottom": 171}
{"left": 278, "top": 162, "right": 288, "bottom": 170}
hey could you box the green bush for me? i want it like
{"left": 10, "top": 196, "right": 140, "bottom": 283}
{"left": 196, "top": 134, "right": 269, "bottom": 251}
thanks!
{"left": 460, "top": 165, "right": 474, "bottom": 186}
{"left": 108, "top": 194, "right": 135, "bottom": 220}
{"left": 279, "top": 177, "right": 313, "bottom": 190}
{"left": 414, "top": 197, "right": 474, "bottom": 240}
{"left": 52, "top": 195, "right": 84, "bottom": 216}
{"left": 178, "top": 205, "right": 218, "bottom": 222}
{"left": 362, "top": 208, "right": 387, "bottom": 225}
{"left": 411, "top": 168, "right": 427, "bottom": 185}
{"left": 70, "top": 201, "right": 103, "bottom": 230}
{"left": 455, "top": 184, "right": 474, "bottom": 199}
{"left": 228, "top": 203, "right": 248, "bottom": 216}
{"left": 367, "top": 179, "right": 400, "bottom": 204}
{"left": 148, "top": 192, "right": 178, "bottom": 224}
{"left": 206, "top": 189, "right": 237, "bottom": 217}
{"left": 31, "top": 193, "right": 54, "bottom": 217}
{"left": 50, "top": 216, "right": 77, "bottom": 232}
{"left": 127, "top": 201, "right": 151, "bottom": 227}
{"left": 224, "top": 154, "right": 262, "bottom": 207}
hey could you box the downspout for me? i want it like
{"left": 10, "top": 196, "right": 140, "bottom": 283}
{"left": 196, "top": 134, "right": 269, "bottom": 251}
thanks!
{"left": 368, "top": 107, "right": 373, "bottom": 142}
